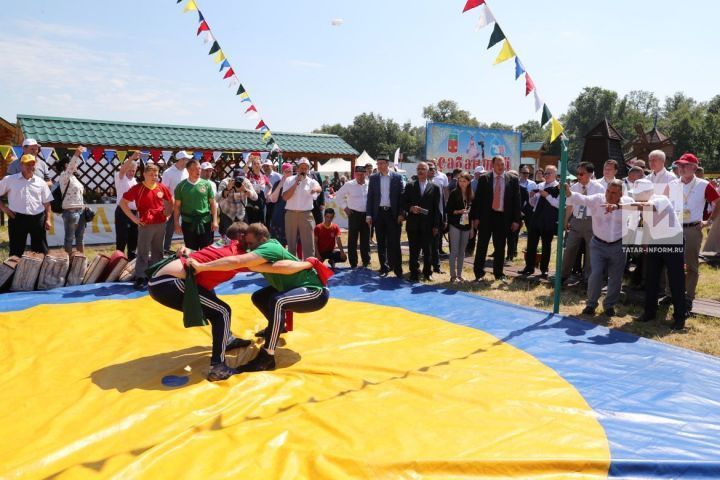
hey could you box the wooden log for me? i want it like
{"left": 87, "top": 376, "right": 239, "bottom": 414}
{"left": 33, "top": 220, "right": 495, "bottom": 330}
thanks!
{"left": 66, "top": 254, "right": 88, "bottom": 286}
{"left": 82, "top": 254, "right": 110, "bottom": 285}
{"left": 10, "top": 253, "right": 45, "bottom": 292}
{"left": 0, "top": 256, "right": 20, "bottom": 291}
{"left": 105, "top": 258, "right": 129, "bottom": 283}
{"left": 119, "top": 259, "right": 136, "bottom": 282}
{"left": 37, "top": 254, "right": 70, "bottom": 290}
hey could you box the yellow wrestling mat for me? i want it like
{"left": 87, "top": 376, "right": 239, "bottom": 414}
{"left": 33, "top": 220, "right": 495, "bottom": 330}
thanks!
{"left": 0, "top": 295, "right": 610, "bottom": 479}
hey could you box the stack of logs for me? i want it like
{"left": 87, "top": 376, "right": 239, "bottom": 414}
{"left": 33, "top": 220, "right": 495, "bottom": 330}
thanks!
{"left": 0, "top": 251, "right": 136, "bottom": 292}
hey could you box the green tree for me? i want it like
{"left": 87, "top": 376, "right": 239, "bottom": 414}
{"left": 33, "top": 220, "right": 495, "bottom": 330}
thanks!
{"left": 514, "top": 120, "right": 545, "bottom": 142}
{"left": 561, "top": 86, "right": 619, "bottom": 162}
{"left": 488, "top": 122, "right": 513, "bottom": 131}
{"left": 422, "top": 100, "right": 480, "bottom": 127}
{"left": 614, "top": 90, "right": 660, "bottom": 140}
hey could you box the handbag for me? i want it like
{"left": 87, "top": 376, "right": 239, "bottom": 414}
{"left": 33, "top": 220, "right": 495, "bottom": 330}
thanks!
{"left": 50, "top": 180, "right": 70, "bottom": 214}
{"left": 83, "top": 207, "right": 95, "bottom": 223}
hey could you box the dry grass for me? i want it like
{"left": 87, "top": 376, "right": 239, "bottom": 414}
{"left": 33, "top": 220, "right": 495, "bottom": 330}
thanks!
{"left": 1, "top": 224, "right": 718, "bottom": 357}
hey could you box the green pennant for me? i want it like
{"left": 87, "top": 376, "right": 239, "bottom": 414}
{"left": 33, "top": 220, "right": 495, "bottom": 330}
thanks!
{"left": 541, "top": 105, "right": 552, "bottom": 126}
{"left": 208, "top": 41, "right": 220, "bottom": 55}
{"left": 487, "top": 24, "right": 505, "bottom": 49}
{"left": 265, "top": 137, "right": 274, "bottom": 146}
{"left": 237, "top": 84, "right": 246, "bottom": 96}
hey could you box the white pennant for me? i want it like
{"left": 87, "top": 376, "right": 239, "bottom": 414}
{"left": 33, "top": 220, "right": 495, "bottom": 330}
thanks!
{"left": 212, "top": 151, "right": 223, "bottom": 162}
{"left": 228, "top": 76, "right": 239, "bottom": 87}
{"left": 161, "top": 150, "right": 173, "bottom": 162}
{"left": 246, "top": 110, "right": 260, "bottom": 120}
{"left": 40, "top": 146, "right": 55, "bottom": 162}
{"left": 475, "top": 5, "right": 496, "bottom": 31}
{"left": 533, "top": 90, "right": 543, "bottom": 112}
{"left": 203, "top": 31, "right": 215, "bottom": 44}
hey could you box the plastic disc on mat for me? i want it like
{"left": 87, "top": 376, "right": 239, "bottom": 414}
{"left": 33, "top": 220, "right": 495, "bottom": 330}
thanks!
{"left": 161, "top": 375, "right": 189, "bottom": 387}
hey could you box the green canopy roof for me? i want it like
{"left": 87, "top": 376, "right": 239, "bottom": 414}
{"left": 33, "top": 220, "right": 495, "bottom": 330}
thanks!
{"left": 17, "top": 114, "right": 358, "bottom": 155}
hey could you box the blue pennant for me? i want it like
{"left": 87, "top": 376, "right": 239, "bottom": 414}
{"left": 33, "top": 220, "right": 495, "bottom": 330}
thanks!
{"left": 198, "top": 11, "right": 204, "bottom": 22}
{"left": 515, "top": 57, "right": 525, "bottom": 80}
{"left": 218, "top": 59, "right": 230, "bottom": 71}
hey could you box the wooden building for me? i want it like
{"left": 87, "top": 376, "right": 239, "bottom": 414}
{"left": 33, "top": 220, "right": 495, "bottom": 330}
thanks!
{"left": 580, "top": 119, "right": 627, "bottom": 177}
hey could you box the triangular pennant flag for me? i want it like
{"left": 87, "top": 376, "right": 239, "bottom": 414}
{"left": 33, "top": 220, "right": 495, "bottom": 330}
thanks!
{"left": 117, "top": 151, "right": 128, "bottom": 163}
{"left": 222, "top": 68, "right": 235, "bottom": 79}
{"left": 487, "top": 23, "right": 505, "bottom": 49}
{"left": 149, "top": 149, "right": 162, "bottom": 161}
{"left": 212, "top": 151, "right": 222, "bottom": 162}
{"left": 193, "top": 151, "right": 203, "bottom": 160}
{"left": 162, "top": 150, "right": 173, "bottom": 162}
{"left": 514, "top": 57, "right": 525, "bottom": 80}
{"left": 493, "top": 40, "right": 516, "bottom": 65}
{"left": 0, "top": 146, "right": 11, "bottom": 160}
{"left": 198, "top": 11, "right": 204, "bottom": 22}
{"left": 91, "top": 147, "right": 105, "bottom": 163}
{"left": 525, "top": 73, "right": 535, "bottom": 96}
{"left": 183, "top": 0, "right": 197, "bottom": 13}
{"left": 265, "top": 136, "right": 274, "bottom": 147}
{"left": 541, "top": 105, "right": 552, "bottom": 126}
{"left": 255, "top": 120, "right": 267, "bottom": 131}
{"left": 197, "top": 21, "right": 209, "bottom": 36}
{"left": 262, "top": 131, "right": 272, "bottom": 142}
{"left": 203, "top": 31, "right": 214, "bottom": 44}
{"left": 208, "top": 41, "right": 221, "bottom": 55}
{"left": 227, "top": 77, "right": 239, "bottom": 87}
{"left": 475, "top": 4, "right": 495, "bottom": 30}
{"left": 239, "top": 92, "right": 249, "bottom": 100}
{"left": 104, "top": 149, "right": 117, "bottom": 162}
{"left": 176, "top": 0, "right": 182, "bottom": 3}
{"left": 80, "top": 149, "right": 91, "bottom": 162}
{"left": 218, "top": 59, "right": 230, "bottom": 71}
{"left": 240, "top": 97, "right": 251, "bottom": 103}
{"left": 245, "top": 105, "right": 257, "bottom": 113}
{"left": 551, "top": 118, "right": 564, "bottom": 143}
{"left": 533, "top": 90, "right": 543, "bottom": 112}
{"left": 40, "top": 147, "right": 54, "bottom": 162}
{"left": 11, "top": 146, "right": 23, "bottom": 160}
{"left": 213, "top": 51, "right": 225, "bottom": 64}
{"left": 463, "top": 0, "right": 485, "bottom": 13}
{"left": 236, "top": 84, "right": 246, "bottom": 96}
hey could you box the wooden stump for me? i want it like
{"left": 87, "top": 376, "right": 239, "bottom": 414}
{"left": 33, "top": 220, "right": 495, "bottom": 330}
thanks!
{"left": 0, "top": 256, "right": 20, "bottom": 291}
{"left": 82, "top": 254, "right": 110, "bottom": 285}
{"left": 10, "top": 253, "right": 45, "bottom": 292}
{"left": 66, "top": 254, "right": 88, "bottom": 286}
{"left": 37, "top": 254, "right": 70, "bottom": 290}
{"left": 102, "top": 251, "right": 128, "bottom": 283}
{"left": 119, "top": 259, "right": 136, "bottom": 282}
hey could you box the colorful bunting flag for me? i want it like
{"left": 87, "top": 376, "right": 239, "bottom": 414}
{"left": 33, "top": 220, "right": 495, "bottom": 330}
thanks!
{"left": 487, "top": 24, "right": 505, "bottom": 49}
{"left": 245, "top": 105, "right": 257, "bottom": 113}
{"left": 514, "top": 57, "right": 525, "bottom": 80}
{"left": 550, "top": 118, "right": 564, "bottom": 142}
{"left": 11, "top": 146, "right": 23, "bottom": 160}
{"left": 162, "top": 150, "right": 173, "bottom": 162}
{"left": 213, "top": 51, "right": 225, "bottom": 64}
{"left": 239, "top": 92, "right": 249, "bottom": 100}
{"left": 222, "top": 68, "right": 235, "bottom": 79}
{"left": 203, "top": 31, "right": 214, "bottom": 44}
{"left": 117, "top": 151, "right": 128, "bottom": 163}
{"left": 212, "top": 151, "right": 222, "bottom": 162}
{"left": 0, "top": 145, "right": 12, "bottom": 161}
{"left": 91, "top": 147, "right": 105, "bottom": 163}
{"left": 197, "top": 21, "right": 209, "bottom": 36}
{"left": 105, "top": 149, "right": 117, "bottom": 162}
{"left": 193, "top": 151, "right": 203, "bottom": 160}
{"left": 493, "top": 40, "right": 516, "bottom": 65}
{"left": 202, "top": 151, "right": 212, "bottom": 161}
{"left": 198, "top": 11, "right": 204, "bottom": 22}
{"left": 208, "top": 41, "right": 221, "bottom": 55}
{"left": 149, "top": 149, "right": 161, "bottom": 161}
{"left": 525, "top": 73, "right": 535, "bottom": 96}
{"left": 541, "top": 105, "right": 552, "bottom": 126}
{"left": 462, "top": 0, "right": 485, "bottom": 13}
{"left": 533, "top": 90, "right": 543, "bottom": 112}
{"left": 183, "top": 0, "right": 197, "bottom": 13}
{"left": 240, "top": 97, "right": 251, "bottom": 103}
{"left": 475, "top": 5, "right": 495, "bottom": 31}
{"left": 265, "top": 136, "right": 274, "bottom": 147}
{"left": 262, "top": 131, "right": 272, "bottom": 142}
{"left": 40, "top": 147, "right": 55, "bottom": 162}
{"left": 218, "top": 59, "right": 230, "bottom": 71}
{"left": 80, "top": 149, "right": 91, "bottom": 162}
{"left": 255, "top": 120, "right": 267, "bottom": 131}
{"left": 236, "top": 85, "right": 246, "bottom": 96}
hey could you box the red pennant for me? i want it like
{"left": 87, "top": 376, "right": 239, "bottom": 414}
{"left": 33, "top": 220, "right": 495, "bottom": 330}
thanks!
{"left": 525, "top": 73, "right": 535, "bottom": 96}
{"left": 149, "top": 149, "right": 162, "bottom": 161}
{"left": 462, "top": 0, "right": 485, "bottom": 13}
{"left": 91, "top": 147, "right": 104, "bottom": 163}
{"left": 196, "top": 21, "right": 210, "bottom": 36}
{"left": 255, "top": 120, "right": 267, "bottom": 130}
{"left": 245, "top": 105, "right": 257, "bottom": 113}
{"left": 203, "top": 151, "right": 212, "bottom": 161}
{"left": 222, "top": 68, "right": 235, "bottom": 79}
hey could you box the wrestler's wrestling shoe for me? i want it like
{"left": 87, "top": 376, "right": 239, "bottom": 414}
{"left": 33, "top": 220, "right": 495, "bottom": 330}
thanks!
{"left": 207, "top": 363, "right": 239, "bottom": 382}
{"left": 237, "top": 350, "right": 276, "bottom": 372}
{"left": 225, "top": 336, "right": 252, "bottom": 351}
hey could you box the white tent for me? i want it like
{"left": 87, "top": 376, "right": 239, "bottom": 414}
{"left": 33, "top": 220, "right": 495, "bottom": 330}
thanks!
{"left": 317, "top": 157, "right": 352, "bottom": 173}
{"left": 355, "top": 150, "right": 376, "bottom": 169}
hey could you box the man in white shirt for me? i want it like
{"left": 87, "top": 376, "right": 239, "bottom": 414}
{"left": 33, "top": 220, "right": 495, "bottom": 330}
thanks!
{"left": 283, "top": 157, "right": 322, "bottom": 259}
{"left": 335, "top": 165, "right": 370, "bottom": 268}
{"left": 200, "top": 162, "right": 218, "bottom": 198}
{"left": 160, "top": 151, "right": 189, "bottom": 250}
{"left": 0, "top": 155, "right": 53, "bottom": 257}
{"left": 646, "top": 149, "right": 678, "bottom": 189}
{"left": 561, "top": 162, "right": 606, "bottom": 283}
{"left": 566, "top": 179, "right": 633, "bottom": 317}
{"left": 114, "top": 152, "right": 140, "bottom": 259}
{"left": 6, "top": 138, "right": 51, "bottom": 186}
{"left": 598, "top": 159, "right": 627, "bottom": 194}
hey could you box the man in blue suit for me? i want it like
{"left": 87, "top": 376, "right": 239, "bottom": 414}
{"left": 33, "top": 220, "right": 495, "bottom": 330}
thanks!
{"left": 366, "top": 154, "right": 404, "bottom": 278}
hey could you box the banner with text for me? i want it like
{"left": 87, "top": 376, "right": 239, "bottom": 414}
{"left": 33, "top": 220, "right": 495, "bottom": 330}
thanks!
{"left": 425, "top": 122, "right": 522, "bottom": 173}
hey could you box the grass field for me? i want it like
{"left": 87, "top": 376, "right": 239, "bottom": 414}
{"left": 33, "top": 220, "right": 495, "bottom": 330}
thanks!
{"left": 1, "top": 223, "right": 718, "bottom": 356}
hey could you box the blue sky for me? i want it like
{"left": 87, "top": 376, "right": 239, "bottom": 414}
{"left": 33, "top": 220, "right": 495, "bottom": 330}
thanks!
{"left": 1, "top": 0, "right": 718, "bottom": 134}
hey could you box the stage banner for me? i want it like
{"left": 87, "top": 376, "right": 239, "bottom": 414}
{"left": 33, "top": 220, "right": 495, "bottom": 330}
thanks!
{"left": 425, "top": 122, "right": 522, "bottom": 173}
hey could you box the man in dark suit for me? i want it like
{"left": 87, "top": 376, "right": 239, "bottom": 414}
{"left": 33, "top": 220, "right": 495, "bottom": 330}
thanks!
{"left": 366, "top": 154, "right": 404, "bottom": 277}
{"left": 403, "top": 162, "right": 442, "bottom": 281}
{"left": 470, "top": 155, "right": 521, "bottom": 281}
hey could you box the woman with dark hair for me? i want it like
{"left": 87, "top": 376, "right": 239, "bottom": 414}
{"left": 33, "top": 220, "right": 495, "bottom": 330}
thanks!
{"left": 245, "top": 154, "right": 269, "bottom": 225}
{"left": 446, "top": 171, "right": 474, "bottom": 283}
{"left": 57, "top": 147, "right": 88, "bottom": 255}
{"left": 268, "top": 162, "right": 293, "bottom": 246}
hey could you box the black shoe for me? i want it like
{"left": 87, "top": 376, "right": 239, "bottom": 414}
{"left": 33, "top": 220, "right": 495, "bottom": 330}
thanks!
{"left": 604, "top": 307, "right": 616, "bottom": 317}
{"left": 474, "top": 273, "right": 486, "bottom": 283}
{"left": 362, "top": 263, "right": 370, "bottom": 268}
{"left": 636, "top": 313, "right": 656, "bottom": 323}
{"left": 581, "top": 306, "right": 596, "bottom": 315}
{"left": 225, "top": 336, "right": 252, "bottom": 351}
{"left": 423, "top": 275, "right": 434, "bottom": 282}
{"left": 350, "top": 264, "right": 357, "bottom": 269}
{"left": 238, "top": 349, "right": 276, "bottom": 372}
{"left": 394, "top": 270, "right": 404, "bottom": 278}
{"left": 519, "top": 268, "right": 533, "bottom": 275}
{"left": 433, "top": 267, "right": 443, "bottom": 274}
{"left": 409, "top": 274, "right": 420, "bottom": 282}
{"left": 658, "top": 295, "right": 672, "bottom": 306}
{"left": 671, "top": 318, "right": 686, "bottom": 331}
{"left": 378, "top": 269, "right": 389, "bottom": 277}
{"left": 539, "top": 272, "right": 549, "bottom": 280}
{"left": 207, "top": 363, "right": 239, "bottom": 382}
{"left": 133, "top": 278, "right": 146, "bottom": 290}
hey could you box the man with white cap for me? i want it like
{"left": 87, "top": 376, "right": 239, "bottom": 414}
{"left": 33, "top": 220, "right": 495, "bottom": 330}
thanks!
{"left": 626, "top": 178, "right": 687, "bottom": 330}
{"left": 160, "top": 151, "right": 190, "bottom": 251}
{"left": 199, "top": 161, "right": 217, "bottom": 198}
{"left": 6, "top": 139, "right": 51, "bottom": 185}
{"left": 283, "top": 157, "right": 322, "bottom": 259}
{"left": 0, "top": 154, "right": 53, "bottom": 257}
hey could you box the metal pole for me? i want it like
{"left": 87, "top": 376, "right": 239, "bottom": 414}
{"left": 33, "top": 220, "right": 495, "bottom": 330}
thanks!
{"left": 552, "top": 137, "right": 569, "bottom": 314}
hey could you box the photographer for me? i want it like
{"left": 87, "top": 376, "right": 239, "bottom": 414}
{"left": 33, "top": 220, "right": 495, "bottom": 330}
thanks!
{"left": 218, "top": 167, "right": 257, "bottom": 236}
{"left": 283, "top": 158, "right": 322, "bottom": 259}
{"left": 58, "top": 146, "right": 90, "bottom": 255}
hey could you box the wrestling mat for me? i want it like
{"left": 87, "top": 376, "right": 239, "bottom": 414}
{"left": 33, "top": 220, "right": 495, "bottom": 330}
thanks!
{"left": 1, "top": 269, "right": 719, "bottom": 479}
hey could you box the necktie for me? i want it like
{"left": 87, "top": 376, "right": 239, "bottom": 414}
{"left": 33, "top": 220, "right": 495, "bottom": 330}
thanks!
{"left": 492, "top": 175, "right": 501, "bottom": 211}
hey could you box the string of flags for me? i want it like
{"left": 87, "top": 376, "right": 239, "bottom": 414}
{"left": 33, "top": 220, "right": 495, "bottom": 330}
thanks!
{"left": 462, "top": 0, "right": 565, "bottom": 143}
{"left": 178, "top": 0, "right": 278, "bottom": 150}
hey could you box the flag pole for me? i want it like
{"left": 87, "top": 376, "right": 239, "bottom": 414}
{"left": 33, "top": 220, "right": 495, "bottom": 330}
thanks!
{"left": 552, "top": 136, "right": 569, "bottom": 314}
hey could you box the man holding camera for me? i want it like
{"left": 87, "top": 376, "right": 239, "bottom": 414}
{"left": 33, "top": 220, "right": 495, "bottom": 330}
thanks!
{"left": 282, "top": 158, "right": 322, "bottom": 259}
{"left": 217, "top": 167, "right": 257, "bottom": 236}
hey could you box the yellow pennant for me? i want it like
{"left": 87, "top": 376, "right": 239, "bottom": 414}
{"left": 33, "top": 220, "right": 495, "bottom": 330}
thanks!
{"left": 183, "top": 0, "right": 198, "bottom": 13}
{"left": 0, "top": 145, "right": 11, "bottom": 161}
{"left": 551, "top": 117, "right": 565, "bottom": 142}
{"left": 262, "top": 131, "right": 272, "bottom": 142}
{"left": 493, "top": 40, "right": 516, "bottom": 65}
{"left": 117, "top": 151, "right": 128, "bottom": 163}
{"left": 213, "top": 51, "right": 225, "bottom": 64}
{"left": 239, "top": 92, "right": 249, "bottom": 99}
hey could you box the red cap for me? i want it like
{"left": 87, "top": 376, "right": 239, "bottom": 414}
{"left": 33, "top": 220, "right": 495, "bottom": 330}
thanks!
{"left": 676, "top": 153, "right": 699, "bottom": 165}
{"left": 306, "top": 257, "right": 334, "bottom": 286}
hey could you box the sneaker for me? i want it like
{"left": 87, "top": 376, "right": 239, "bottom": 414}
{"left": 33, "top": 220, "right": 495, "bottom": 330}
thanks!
{"left": 225, "top": 336, "right": 252, "bottom": 351}
{"left": 133, "top": 278, "right": 146, "bottom": 290}
{"left": 658, "top": 295, "right": 672, "bottom": 306}
{"left": 254, "top": 327, "right": 287, "bottom": 338}
{"left": 237, "top": 349, "right": 276, "bottom": 372}
{"left": 539, "top": 273, "right": 549, "bottom": 280}
{"left": 604, "top": 307, "right": 616, "bottom": 317}
{"left": 207, "top": 363, "right": 238, "bottom": 382}
{"left": 636, "top": 313, "right": 656, "bottom": 323}
{"left": 581, "top": 306, "right": 596, "bottom": 315}
{"left": 671, "top": 318, "right": 686, "bottom": 331}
